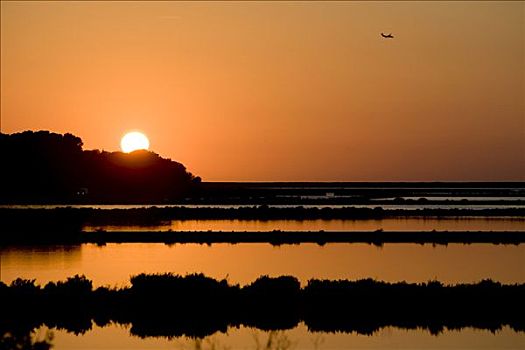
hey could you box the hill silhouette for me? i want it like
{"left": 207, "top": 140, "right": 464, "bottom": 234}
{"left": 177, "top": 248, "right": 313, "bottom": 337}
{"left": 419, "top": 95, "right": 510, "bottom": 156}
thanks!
{"left": 0, "top": 131, "right": 200, "bottom": 202}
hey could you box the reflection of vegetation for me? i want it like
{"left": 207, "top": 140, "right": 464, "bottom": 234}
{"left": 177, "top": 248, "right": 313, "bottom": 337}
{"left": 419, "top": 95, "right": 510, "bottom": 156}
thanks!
{"left": 177, "top": 330, "right": 297, "bottom": 350}
{"left": 1, "top": 274, "right": 524, "bottom": 339}
{"left": 174, "top": 330, "right": 296, "bottom": 350}
{"left": 309, "top": 333, "right": 324, "bottom": 350}
{"left": 0, "top": 329, "right": 54, "bottom": 350}
{"left": 193, "top": 337, "right": 230, "bottom": 350}
{"left": 172, "top": 334, "right": 232, "bottom": 350}
{"left": 252, "top": 330, "right": 296, "bottom": 350}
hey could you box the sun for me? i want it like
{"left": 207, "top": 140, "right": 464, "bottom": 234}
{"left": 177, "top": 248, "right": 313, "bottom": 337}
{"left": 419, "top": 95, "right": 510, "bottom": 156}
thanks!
{"left": 120, "top": 131, "right": 150, "bottom": 153}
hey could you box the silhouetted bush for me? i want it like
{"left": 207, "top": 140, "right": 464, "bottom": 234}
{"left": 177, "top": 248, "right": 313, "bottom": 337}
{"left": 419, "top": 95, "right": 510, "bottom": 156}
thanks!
{"left": 241, "top": 276, "right": 301, "bottom": 330}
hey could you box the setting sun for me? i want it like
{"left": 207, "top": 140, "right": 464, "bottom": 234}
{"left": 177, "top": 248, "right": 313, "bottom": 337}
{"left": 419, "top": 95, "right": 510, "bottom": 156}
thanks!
{"left": 120, "top": 131, "right": 150, "bottom": 153}
{"left": 1, "top": 2, "right": 524, "bottom": 348}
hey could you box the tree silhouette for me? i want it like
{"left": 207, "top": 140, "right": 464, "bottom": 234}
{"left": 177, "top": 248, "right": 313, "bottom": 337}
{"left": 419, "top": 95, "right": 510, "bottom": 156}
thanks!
{"left": 0, "top": 131, "right": 199, "bottom": 202}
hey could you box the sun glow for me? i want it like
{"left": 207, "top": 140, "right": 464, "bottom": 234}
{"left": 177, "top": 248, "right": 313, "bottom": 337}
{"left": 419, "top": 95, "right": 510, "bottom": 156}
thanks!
{"left": 120, "top": 131, "right": 150, "bottom": 153}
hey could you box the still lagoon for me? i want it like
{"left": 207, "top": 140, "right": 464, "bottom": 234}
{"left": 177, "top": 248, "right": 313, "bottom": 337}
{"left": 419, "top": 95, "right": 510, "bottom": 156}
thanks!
{"left": 2, "top": 243, "right": 524, "bottom": 287}
{"left": 29, "top": 323, "right": 525, "bottom": 350}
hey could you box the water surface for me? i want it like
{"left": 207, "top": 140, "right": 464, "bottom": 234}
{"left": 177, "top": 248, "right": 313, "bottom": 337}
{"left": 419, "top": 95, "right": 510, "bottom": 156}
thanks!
{"left": 2, "top": 243, "right": 523, "bottom": 286}
{"left": 29, "top": 323, "right": 525, "bottom": 350}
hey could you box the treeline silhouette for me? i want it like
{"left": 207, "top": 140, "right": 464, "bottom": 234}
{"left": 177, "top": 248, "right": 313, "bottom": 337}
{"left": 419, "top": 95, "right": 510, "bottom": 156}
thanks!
{"left": 0, "top": 131, "right": 200, "bottom": 203}
{"left": 1, "top": 274, "right": 523, "bottom": 338}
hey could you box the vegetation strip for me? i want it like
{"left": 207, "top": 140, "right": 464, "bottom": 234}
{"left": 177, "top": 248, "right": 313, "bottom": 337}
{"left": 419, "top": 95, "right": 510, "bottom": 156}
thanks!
{"left": 2, "top": 230, "right": 524, "bottom": 244}
{"left": 1, "top": 274, "right": 523, "bottom": 338}
{"left": 2, "top": 206, "right": 525, "bottom": 223}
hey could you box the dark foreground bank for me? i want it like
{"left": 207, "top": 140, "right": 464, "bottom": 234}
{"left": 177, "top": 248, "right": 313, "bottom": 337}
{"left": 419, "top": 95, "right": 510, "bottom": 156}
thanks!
{"left": 1, "top": 274, "right": 523, "bottom": 338}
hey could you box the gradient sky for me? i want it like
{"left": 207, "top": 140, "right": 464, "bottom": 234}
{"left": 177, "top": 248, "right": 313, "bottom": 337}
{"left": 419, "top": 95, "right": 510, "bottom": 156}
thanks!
{"left": 1, "top": 1, "right": 524, "bottom": 181}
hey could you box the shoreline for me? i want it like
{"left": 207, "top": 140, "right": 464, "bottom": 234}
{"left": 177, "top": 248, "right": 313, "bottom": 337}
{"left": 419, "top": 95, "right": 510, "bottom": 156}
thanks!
{"left": 2, "top": 230, "right": 525, "bottom": 245}
{"left": 83, "top": 230, "right": 525, "bottom": 245}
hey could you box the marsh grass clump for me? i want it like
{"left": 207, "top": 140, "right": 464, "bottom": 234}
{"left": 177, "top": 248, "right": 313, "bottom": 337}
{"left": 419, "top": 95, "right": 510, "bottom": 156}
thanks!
{"left": 241, "top": 276, "right": 302, "bottom": 330}
{"left": 129, "top": 272, "right": 236, "bottom": 309}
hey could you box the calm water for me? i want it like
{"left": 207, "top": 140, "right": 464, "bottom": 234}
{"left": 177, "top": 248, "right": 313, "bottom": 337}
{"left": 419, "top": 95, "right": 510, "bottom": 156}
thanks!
{"left": 2, "top": 243, "right": 524, "bottom": 286}
{"left": 30, "top": 323, "right": 525, "bottom": 349}
{"left": 84, "top": 217, "right": 525, "bottom": 232}
{"left": 4, "top": 199, "right": 524, "bottom": 349}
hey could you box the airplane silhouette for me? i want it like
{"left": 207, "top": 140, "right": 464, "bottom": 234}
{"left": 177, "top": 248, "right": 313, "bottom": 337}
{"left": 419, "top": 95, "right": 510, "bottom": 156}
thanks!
{"left": 381, "top": 33, "right": 394, "bottom": 38}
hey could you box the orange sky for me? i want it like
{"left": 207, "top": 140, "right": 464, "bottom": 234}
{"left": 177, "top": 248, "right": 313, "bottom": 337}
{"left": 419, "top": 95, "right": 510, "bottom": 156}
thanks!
{"left": 1, "top": 1, "right": 524, "bottom": 181}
